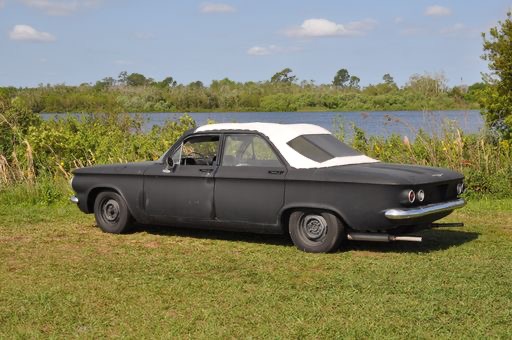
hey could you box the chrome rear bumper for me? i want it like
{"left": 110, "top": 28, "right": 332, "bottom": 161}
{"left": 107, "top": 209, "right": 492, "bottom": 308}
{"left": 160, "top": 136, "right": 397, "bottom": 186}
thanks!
{"left": 384, "top": 199, "right": 466, "bottom": 220}
{"left": 70, "top": 195, "right": 79, "bottom": 204}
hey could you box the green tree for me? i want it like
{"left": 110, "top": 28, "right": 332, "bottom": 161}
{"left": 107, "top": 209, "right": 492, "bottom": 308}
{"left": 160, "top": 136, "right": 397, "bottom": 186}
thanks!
{"left": 332, "top": 69, "right": 350, "bottom": 88}
{"left": 94, "top": 77, "right": 116, "bottom": 90}
{"left": 117, "top": 71, "right": 128, "bottom": 86}
{"left": 210, "top": 78, "right": 237, "bottom": 91}
{"left": 382, "top": 73, "right": 396, "bottom": 87}
{"left": 406, "top": 73, "right": 447, "bottom": 96}
{"left": 465, "top": 82, "right": 487, "bottom": 102}
{"left": 126, "top": 73, "right": 149, "bottom": 87}
{"left": 481, "top": 11, "right": 512, "bottom": 139}
{"left": 349, "top": 76, "right": 360, "bottom": 89}
{"left": 270, "top": 68, "right": 296, "bottom": 84}
{"left": 157, "top": 76, "right": 177, "bottom": 88}
{"left": 188, "top": 81, "right": 204, "bottom": 89}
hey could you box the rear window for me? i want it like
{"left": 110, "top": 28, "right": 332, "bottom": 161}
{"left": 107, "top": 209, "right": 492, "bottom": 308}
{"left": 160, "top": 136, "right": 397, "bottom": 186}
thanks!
{"left": 287, "top": 134, "right": 362, "bottom": 162}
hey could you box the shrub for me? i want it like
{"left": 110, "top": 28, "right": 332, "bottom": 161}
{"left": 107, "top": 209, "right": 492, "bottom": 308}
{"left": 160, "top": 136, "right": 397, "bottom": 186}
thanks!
{"left": 0, "top": 99, "right": 510, "bottom": 201}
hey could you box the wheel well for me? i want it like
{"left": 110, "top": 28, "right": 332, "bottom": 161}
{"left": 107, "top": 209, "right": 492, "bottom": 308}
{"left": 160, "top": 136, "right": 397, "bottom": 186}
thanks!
{"left": 87, "top": 187, "right": 119, "bottom": 212}
{"left": 280, "top": 209, "right": 293, "bottom": 234}
{"left": 280, "top": 207, "right": 348, "bottom": 234}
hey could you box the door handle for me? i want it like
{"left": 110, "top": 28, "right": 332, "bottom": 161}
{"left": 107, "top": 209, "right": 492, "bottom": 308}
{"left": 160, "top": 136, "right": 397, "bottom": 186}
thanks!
{"left": 199, "top": 168, "right": 214, "bottom": 173}
{"left": 268, "top": 170, "right": 284, "bottom": 175}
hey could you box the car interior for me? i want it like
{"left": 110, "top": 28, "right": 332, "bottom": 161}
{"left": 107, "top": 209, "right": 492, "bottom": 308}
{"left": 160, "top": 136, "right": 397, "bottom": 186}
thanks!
{"left": 221, "top": 134, "right": 282, "bottom": 167}
{"left": 172, "top": 135, "right": 219, "bottom": 166}
{"left": 171, "top": 133, "right": 283, "bottom": 167}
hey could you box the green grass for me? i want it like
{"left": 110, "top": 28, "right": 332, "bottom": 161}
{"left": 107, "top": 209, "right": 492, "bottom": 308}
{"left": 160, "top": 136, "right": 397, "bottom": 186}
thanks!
{"left": 1, "top": 199, "right": 511, "bottom": 338}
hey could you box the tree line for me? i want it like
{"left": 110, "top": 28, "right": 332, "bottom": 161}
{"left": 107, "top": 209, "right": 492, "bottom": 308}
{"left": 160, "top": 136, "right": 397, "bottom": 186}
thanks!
{"left": 0, "top": 68, "right": 483, "bottom": 114}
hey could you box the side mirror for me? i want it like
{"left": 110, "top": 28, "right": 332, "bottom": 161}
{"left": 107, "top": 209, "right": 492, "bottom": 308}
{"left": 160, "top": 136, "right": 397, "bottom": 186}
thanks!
{"left": 167, "top": 156, "right": 174, "bottom": 167}
{"left": 163, "top": 156, "right": 176, "bottom": 173}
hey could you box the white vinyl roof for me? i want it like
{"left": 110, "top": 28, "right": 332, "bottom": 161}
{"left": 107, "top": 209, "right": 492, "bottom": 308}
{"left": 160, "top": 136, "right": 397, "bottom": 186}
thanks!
{"left": 195, "top": 122, "right": 378, "bottom": 169}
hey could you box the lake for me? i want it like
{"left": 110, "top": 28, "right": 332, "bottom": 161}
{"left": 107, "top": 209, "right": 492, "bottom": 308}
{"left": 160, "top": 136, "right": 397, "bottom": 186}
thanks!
{"left": 41, "top": 110, "right": 484, "bottom": 139}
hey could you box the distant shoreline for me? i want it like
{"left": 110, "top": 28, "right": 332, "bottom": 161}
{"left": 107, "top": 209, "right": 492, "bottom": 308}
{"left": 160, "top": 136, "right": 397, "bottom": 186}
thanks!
{"left": 40, "top": 108, "right": 481, "bottom": 115}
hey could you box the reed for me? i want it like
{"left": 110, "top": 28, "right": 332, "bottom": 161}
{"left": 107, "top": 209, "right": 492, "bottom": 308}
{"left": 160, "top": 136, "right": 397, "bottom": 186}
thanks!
{"left": 335, "top": 112, "right": 512, "bottom": 197}
{"left": 0, "top": 106, "right": 510, "bottom": 201}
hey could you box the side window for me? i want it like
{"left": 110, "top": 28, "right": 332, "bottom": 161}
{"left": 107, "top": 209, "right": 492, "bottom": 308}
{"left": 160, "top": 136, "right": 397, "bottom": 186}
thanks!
{"left": 221, "top": 134, "right": 282, "bottom": 167}
{"left": 171, "top": 135, "right": 219, "bottom": 166}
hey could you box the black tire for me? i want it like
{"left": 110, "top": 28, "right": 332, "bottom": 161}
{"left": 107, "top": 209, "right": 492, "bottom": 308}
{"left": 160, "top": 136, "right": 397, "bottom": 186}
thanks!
{"left": 93, "top": 191, "right": 133, "bottom": 234}
{"left": 289, "top": 210, "right": 344, "bottom": 253}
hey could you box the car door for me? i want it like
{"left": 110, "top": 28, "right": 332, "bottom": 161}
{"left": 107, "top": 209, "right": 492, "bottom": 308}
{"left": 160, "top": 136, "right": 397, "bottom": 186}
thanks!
{"left": 143, "top": 134, "right": 220, "bottom": 223}
{"left": 214, "top": 133, "right": 287, "bottom": 225}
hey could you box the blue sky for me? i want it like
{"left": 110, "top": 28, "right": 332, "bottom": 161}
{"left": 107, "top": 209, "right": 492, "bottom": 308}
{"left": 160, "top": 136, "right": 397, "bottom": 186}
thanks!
{"left": 0, "top": 0, "right": 510, "bottom": 87}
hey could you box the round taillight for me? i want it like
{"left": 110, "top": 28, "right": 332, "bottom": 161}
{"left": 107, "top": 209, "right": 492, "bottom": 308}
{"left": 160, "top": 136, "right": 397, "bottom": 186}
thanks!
{"left": 457, "top": 182, "right": 464, "bottom": 195}
{"left": 417, "top": 189, "right": 425, "bottom": 202}
{"left": 408, "top": 190, "right": 416, "bottom": 203}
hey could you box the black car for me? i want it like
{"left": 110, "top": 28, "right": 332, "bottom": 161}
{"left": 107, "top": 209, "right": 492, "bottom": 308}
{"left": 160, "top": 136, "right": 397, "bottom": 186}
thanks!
{"left": 71, "top": 122, "right": 466, "bottom": 253}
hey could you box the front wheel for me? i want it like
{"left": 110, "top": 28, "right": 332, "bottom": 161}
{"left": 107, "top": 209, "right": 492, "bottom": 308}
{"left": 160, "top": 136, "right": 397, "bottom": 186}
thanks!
{"left": 289, "top": 210, "right": 344, "bottom": 253}
{"left": 94, "top": 191, "right": 133, "bottom": 234}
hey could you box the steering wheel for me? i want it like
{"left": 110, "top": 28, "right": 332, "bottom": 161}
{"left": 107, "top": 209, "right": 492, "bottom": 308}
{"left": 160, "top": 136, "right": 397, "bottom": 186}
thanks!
{"left": 187, "top": 151, "right": 206, "bottom": 159}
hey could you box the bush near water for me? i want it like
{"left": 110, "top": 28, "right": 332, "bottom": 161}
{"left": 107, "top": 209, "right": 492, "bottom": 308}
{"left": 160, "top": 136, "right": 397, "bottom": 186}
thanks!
{"left": 0, "top": 96, "right": 510, "bottom": 205}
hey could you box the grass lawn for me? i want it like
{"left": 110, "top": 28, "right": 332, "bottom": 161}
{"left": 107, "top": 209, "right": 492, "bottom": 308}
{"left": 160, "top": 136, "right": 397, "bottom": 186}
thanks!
{"left": 0, "top": 198, "right": 511, "bottom": 338}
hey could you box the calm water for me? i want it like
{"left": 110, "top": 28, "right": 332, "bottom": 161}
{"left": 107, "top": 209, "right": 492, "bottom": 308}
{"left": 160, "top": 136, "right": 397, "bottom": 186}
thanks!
{"left": 41, "top": 110, "right": 484, "bottom": 139}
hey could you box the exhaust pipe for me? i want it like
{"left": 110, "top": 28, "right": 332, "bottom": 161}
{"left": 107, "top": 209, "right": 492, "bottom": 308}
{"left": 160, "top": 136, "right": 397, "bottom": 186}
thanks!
{"left": 347, "top": 232, "right": 422, "bottom": 242}
{"left": 431, "top": 222, "right": 464, "bottom": 228}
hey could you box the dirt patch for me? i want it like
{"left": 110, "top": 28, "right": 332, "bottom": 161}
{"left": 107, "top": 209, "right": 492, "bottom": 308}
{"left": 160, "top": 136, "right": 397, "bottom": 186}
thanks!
{"left": 0, "top": 236, "right": 32, "bottom": 243}
{"left": 144, "top": 241, "right": 160, "bottom": 249}
{"left": 348, "top": 250, "right": 389, "bottom": 258}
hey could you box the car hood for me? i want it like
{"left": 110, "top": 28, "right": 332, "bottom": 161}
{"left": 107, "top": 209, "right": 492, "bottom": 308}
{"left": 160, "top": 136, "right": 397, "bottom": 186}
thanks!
{"left": 72, "top": 161, "right": 157, "bottom": 176}
{"left": 299, "top": 162, "right": 463, "bottom": 185}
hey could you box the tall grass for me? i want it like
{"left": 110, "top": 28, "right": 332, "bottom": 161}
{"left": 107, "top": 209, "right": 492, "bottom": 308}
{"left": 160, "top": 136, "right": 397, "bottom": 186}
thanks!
{"left": 334, "top": 112, "right": 511, "bottom": 197}
{"left": 0, "top": 101, "right": 196, "bottom": 203}
{"left": 0, "top": 102, "right": 510, "bottom": 204}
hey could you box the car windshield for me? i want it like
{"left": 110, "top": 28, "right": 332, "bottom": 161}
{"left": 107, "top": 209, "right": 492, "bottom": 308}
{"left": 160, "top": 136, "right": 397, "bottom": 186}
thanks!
{"left": 287, "top": 134, "right": 362, "bottom": 163}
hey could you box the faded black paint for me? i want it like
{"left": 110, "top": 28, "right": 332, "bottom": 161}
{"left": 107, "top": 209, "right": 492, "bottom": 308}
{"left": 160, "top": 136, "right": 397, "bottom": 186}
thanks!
{"left": 71, "top": 129, "right": 464, "bottom": 234}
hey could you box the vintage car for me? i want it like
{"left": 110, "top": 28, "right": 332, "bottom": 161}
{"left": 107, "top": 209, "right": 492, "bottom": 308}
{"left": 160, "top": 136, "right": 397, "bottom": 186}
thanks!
{"left": 70, "top": 122, "right": 466, "bottom": 252}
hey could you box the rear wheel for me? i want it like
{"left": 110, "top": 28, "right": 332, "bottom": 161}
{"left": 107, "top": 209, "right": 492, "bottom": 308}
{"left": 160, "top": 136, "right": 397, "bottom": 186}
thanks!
{"left": 94, "top": 191, "right": 133, "bottom": 234}
{"left": 289, "top": 210, "right": 344, "bottom": 253}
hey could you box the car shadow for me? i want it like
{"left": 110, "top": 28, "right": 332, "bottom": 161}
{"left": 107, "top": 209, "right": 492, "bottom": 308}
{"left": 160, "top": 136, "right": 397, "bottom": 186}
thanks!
{"left": 128, "top": 224, "right": 479, "bottom": 253}
{"left": 129, "top": 224, "right": 293, "bottom": 247}
{"left": 345, "top": 229, "right": 480, "bottom": 253}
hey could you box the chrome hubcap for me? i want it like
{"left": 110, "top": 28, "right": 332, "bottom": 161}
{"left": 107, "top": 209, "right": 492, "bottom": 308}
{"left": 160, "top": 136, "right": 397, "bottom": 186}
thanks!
{"left": 102, "top": 199, "right": 120, "bottom": 222}
{"left": 302, "top": 215, "right": 328, "bottom": 241}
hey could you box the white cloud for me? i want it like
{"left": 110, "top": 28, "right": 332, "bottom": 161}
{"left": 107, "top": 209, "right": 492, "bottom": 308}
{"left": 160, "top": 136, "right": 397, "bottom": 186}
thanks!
{"left": 200, "top": 2, "right": 235, "bottom": 13}
{"left": 9, "top": 24, "right": 56, "bottom": 42}
{"left": 247, "top": 46, "right": 274, "bottom": 56}
{"left": 394, "top": 16, "right": 404, "bottom": 24}
{"left": 247, "top": 45, "right": 301, "bottom": 56}
{"left": 425, "top": 5, "right": 452, "bottom": 17}
{"left": 285, "top": 18, "right": 377, "bottom": 38}
{"left": 20, "top": 0, "right": 101, "bottom": 15}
